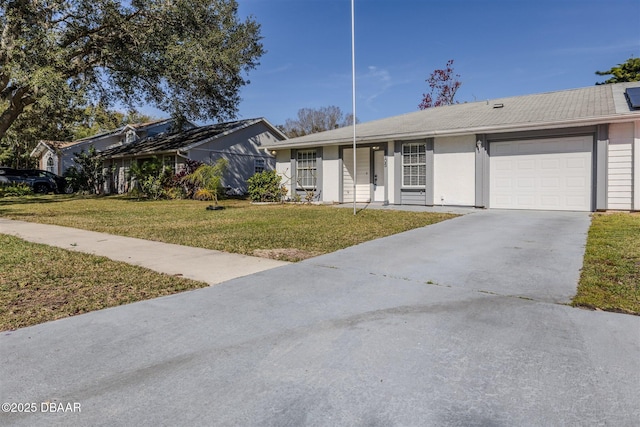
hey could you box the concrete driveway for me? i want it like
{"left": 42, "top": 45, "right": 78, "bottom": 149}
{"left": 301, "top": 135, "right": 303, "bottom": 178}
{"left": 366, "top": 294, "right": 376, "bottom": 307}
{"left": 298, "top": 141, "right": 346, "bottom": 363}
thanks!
{"left": 1, "top": 210, "right": 639, "bottom": 426}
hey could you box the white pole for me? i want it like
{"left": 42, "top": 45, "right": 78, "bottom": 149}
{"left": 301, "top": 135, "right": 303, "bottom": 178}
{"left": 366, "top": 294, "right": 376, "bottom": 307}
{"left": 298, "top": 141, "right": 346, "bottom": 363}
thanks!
{"left": 351, "top": 0, "right": 357, "bottom": 215}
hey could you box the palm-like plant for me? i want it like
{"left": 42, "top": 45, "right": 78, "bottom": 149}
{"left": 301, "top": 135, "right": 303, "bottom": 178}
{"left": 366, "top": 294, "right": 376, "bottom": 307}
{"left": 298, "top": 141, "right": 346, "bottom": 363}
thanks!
{"left": 182, "top": 158, "right": 228, "bottom": 204}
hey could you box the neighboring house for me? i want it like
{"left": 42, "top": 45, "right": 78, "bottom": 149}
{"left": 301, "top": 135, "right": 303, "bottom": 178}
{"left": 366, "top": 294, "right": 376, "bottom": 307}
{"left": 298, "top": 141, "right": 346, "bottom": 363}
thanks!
{"left": 264, "top": 82, "right": 640, "bottom": 212}
{"left": 99, "top": 118, "right": 287, "bottom": 194}
{"left": 30, "top": 118, "right": 186, "bottom": 175}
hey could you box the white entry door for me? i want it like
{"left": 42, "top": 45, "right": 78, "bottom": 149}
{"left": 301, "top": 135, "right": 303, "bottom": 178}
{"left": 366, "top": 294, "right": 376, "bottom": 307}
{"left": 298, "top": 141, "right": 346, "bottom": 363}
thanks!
{"left": 373, "top": 150, "right": 385, "bottom": 201}
{"left": 343, "top": 147, "right": 370, "bottom": 202}
{"left": 489, "top": 136, "right": 592, "bottom": 211}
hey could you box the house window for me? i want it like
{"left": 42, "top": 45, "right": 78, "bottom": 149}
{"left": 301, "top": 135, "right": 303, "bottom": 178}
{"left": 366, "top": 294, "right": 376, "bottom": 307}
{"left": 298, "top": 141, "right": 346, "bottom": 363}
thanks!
{"left": 163, "top": 155, "right": 176, "bottom": 173}
{"left": 402, "top": 143, "right": 426, "bottom": 186}
{"left": 125, "top": 130, "right": 137, "bottom": 144}
{"left": 46, "top": 156, "right": 54, "bottom": 173}
{"left": 296, "top": 149, "right": 316, "bottom": 189}
{"left": 254, "top": 158, "right": 265, "bottom": 174}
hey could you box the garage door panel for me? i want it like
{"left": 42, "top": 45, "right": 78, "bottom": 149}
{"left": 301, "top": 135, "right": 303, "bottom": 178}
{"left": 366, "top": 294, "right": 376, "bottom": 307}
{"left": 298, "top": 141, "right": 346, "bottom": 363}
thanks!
{"left": 490, "top": 136, "right": 592, "bottom": 211}
{"left": 517, "top": 195, "right": 535, "bottom": 206}
{"left": 566, "top": 176, "right": 587, "bottom": 188}
{"left": 541, "top": 195, "right": 561, "bottom": 207}
{"left": 541, "top": 177, "right": 560, "bottom": 188}
{"left": 567, "top": 157, "right": 587, "bottom": 168}
{"left": 517, "top": 178, "right": 535, "bottom": 188}
{"left": 542, "top": 159, "right": 560, "bottom": 170}
{"left": 518, "top": 159, "right": 535, "bottom": 169}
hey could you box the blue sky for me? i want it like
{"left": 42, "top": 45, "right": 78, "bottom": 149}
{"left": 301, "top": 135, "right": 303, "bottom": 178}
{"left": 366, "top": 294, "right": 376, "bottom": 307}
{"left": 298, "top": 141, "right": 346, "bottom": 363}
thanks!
{"left": 227, "top": 0, "right": 639, "bottom": 127}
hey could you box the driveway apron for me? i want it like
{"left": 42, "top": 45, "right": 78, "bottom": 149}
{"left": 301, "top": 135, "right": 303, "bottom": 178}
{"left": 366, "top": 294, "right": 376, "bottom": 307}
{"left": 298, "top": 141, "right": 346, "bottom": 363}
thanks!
{"left": 1, "top": 210, "right": 639, "bottom": 426}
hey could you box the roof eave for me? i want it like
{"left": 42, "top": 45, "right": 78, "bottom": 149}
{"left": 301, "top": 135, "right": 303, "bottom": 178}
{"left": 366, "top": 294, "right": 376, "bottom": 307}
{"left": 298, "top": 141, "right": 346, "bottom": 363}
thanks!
{"left": 266, "top": 113, "right": 640, "bottom": 149}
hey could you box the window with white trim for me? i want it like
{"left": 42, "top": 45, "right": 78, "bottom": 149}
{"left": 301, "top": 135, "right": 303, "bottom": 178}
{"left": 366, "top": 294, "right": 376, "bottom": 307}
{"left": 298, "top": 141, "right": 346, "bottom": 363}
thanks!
{"left": 46, "top": 156, "right": 54, "bottom": 173}
{"left": 254, "top": 158, "right": 265, "bottom": 174}
{"left": 125, "top": 130, "right": 137, "bottom": 144}
{"left": 402, "top": 143, "right": 426, "bottom": 186}
{"left": 296, "top": 149, "right": 316, "bottom": 189}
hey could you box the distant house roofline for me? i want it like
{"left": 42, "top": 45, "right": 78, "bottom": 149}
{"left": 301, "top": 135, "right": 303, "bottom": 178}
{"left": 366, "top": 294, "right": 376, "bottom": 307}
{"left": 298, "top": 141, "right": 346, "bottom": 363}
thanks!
{"left": 99, "top": 117, "right": 286, "bottom": 160}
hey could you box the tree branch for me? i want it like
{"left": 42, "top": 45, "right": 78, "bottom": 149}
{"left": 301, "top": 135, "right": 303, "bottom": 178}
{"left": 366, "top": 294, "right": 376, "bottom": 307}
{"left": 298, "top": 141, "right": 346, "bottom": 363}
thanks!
{"left": 0, "top": 86, "right": 36, "bottom": 140}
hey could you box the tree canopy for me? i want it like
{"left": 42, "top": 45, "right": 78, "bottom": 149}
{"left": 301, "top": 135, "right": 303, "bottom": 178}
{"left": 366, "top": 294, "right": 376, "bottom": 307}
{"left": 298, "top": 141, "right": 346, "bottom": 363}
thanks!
{"left": 0, "top": 0, "right": 264, "bottom": 144}
{"left": 419, "top": 59, "right": 461, "bottom": 109}
{"left": 595, "top": 57, "right": 640, "bottom": 84}
{"left": 281, "top": 106, "right": 355, "bottom": 138}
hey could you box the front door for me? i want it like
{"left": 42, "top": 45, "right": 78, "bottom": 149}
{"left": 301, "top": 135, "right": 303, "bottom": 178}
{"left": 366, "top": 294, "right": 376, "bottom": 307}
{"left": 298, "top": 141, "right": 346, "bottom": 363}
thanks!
{"left": 343, "top": 147, "right": 370, "bottom": 202}
{"left": 373, "top": 150, "right": 385, "bottom": 202}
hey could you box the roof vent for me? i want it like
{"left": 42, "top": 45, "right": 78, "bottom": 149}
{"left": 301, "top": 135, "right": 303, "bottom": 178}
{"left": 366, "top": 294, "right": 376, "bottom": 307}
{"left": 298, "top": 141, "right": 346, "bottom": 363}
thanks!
{"left": 625, "top": 87, "right": 640, "bottom": 109}
{"left": 493, "top": 103, "right": 504, "bottom": 109}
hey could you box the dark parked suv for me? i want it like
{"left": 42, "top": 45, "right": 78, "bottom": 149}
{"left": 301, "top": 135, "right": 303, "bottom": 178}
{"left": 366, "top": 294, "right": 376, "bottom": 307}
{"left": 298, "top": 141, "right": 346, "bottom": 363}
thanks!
{"left": 0, "top": 167, "right": 69, "bottom": 193}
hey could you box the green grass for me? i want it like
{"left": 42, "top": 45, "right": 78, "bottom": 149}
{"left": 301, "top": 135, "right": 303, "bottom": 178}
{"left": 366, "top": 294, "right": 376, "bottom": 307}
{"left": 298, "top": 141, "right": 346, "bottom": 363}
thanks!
{"left": 1, "top": 196, "right": 637, "bottom": 328}
{"left": 0, "top": 234, "right": 207, "bottom": 331}
{"left": 0, "top": 195, "right": 456, "bottom": 261}
{"left": 573, "top": 213, "right": 640, "bottom": 315}
{"left": 0, "top": 195, "right": 456, "bottom": 330}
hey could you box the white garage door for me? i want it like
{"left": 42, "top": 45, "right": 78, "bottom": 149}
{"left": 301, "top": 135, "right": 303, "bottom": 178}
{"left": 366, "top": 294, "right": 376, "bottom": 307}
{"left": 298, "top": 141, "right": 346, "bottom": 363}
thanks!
{"left": 489, "top": 136, "right": 592, "bottom": 211}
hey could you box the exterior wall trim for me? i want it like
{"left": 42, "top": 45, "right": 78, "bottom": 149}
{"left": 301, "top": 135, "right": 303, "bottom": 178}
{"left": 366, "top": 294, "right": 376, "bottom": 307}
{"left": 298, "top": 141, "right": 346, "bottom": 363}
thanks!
{"left": 475, "top": 134, "right": 488, "bottom": 208}
{"left": 596, "top": 125, "right": 608, "bottom": 211}
{"left": 634, "top": 121, "right": 640, "bottom": 211}
{"left": 393, "top": 142, "right": 402, "bottom": 204}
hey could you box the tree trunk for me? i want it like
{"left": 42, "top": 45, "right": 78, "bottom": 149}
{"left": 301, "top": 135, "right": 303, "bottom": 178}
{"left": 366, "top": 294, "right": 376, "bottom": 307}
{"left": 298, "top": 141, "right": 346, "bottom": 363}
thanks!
{"left": 0, "top": 87, "right": 34, "bottom": 141}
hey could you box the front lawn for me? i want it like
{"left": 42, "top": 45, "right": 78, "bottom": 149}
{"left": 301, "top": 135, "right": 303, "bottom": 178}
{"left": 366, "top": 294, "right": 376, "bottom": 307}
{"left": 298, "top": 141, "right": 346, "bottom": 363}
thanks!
{"left": 0, "top": 196, "right": 457, "bottom": 330}
{"left": 0, "top": 195, "right": 456, "bottom": 261}
{"left": 0, "top": 234, "right": 207, "bottom": 331}
{"left": 573, "top": 213, "right": 640, "bottom": 315}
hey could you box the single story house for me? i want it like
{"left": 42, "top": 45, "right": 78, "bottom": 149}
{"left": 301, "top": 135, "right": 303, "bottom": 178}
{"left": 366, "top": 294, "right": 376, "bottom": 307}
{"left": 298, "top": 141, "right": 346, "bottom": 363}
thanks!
{"left": 264, "top": 82, "right": 640, "bottom": 212}
{"left": 99, "top": 118, "right": 287, "bottom": 194}
{"left": 30, "top": 118, "right": 185, "bottom": 175}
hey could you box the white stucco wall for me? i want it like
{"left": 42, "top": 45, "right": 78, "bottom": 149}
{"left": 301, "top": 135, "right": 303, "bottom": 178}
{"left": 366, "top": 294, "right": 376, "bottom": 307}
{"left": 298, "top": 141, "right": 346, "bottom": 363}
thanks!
{"left": 322, "top": 145, "right": 340, "bottom": 203}
{"left": 433, "top": 135, "right": 476, "bottom": 206}
{"left": 276, "top": 150, "right": 292, "bottom": 198}
{"left": 608, "top": 122, "right": 634, "bottom": 210}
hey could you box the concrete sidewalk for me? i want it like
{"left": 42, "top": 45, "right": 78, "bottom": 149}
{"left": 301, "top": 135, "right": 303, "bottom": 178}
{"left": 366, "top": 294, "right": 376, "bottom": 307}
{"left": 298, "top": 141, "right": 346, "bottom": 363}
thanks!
{"left": 0, "top": 218, "right": 289, "bottom": 285}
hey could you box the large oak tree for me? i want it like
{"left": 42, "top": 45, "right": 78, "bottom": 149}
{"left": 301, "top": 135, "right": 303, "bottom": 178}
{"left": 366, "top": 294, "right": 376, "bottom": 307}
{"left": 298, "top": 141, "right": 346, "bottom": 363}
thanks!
{"left": 0, "top": 0, "right": 264, "bottom": 143}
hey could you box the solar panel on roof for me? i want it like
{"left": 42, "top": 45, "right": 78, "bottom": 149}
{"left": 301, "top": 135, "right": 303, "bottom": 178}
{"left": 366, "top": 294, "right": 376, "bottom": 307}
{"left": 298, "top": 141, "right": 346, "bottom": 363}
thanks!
{"left": 625, "top": 87, "right": 640, "bottom": 109}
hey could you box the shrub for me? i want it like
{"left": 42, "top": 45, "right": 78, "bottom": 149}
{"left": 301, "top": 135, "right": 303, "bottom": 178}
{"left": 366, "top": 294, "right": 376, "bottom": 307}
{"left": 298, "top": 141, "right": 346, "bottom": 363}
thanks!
{"left": 247, "top": 170, "right": 287, "bottom": 202}
{"left": 182, "top": 159, "right": 228, "bottom": 204}
{"left": 0, "top": 183, "right": 33, "bottom": 197}
{"left": 172, "top": 159, "right": 203, "bottom": 198}
{"left": 128, "top": 157, "right": 173, "bottom": 200}
{"left": 69, "top": 147, "right": 106, "bottom": 194}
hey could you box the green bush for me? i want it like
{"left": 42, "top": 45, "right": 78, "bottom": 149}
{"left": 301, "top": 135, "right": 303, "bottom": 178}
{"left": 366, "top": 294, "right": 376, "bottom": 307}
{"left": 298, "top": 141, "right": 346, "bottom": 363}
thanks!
{"left": 0, "top": 183, "right": 33, "bottom": 197}
{"left": 247, "top": 170, "right": 287, "bottom": 202}
{"left": 128, "top": 157, "right": 173, "bottom": 200}
{"left": 67, "top": 147, "right": 106, "bottom": 194}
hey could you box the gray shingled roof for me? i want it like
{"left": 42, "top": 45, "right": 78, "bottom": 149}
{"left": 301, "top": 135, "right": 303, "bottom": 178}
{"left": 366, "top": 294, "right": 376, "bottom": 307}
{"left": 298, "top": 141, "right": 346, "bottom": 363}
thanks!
{"left": 100, "top": 119, "right": 263, "bottom": 158}
{"left": 266, "top": 82, "right": 640, "bottom": 149}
